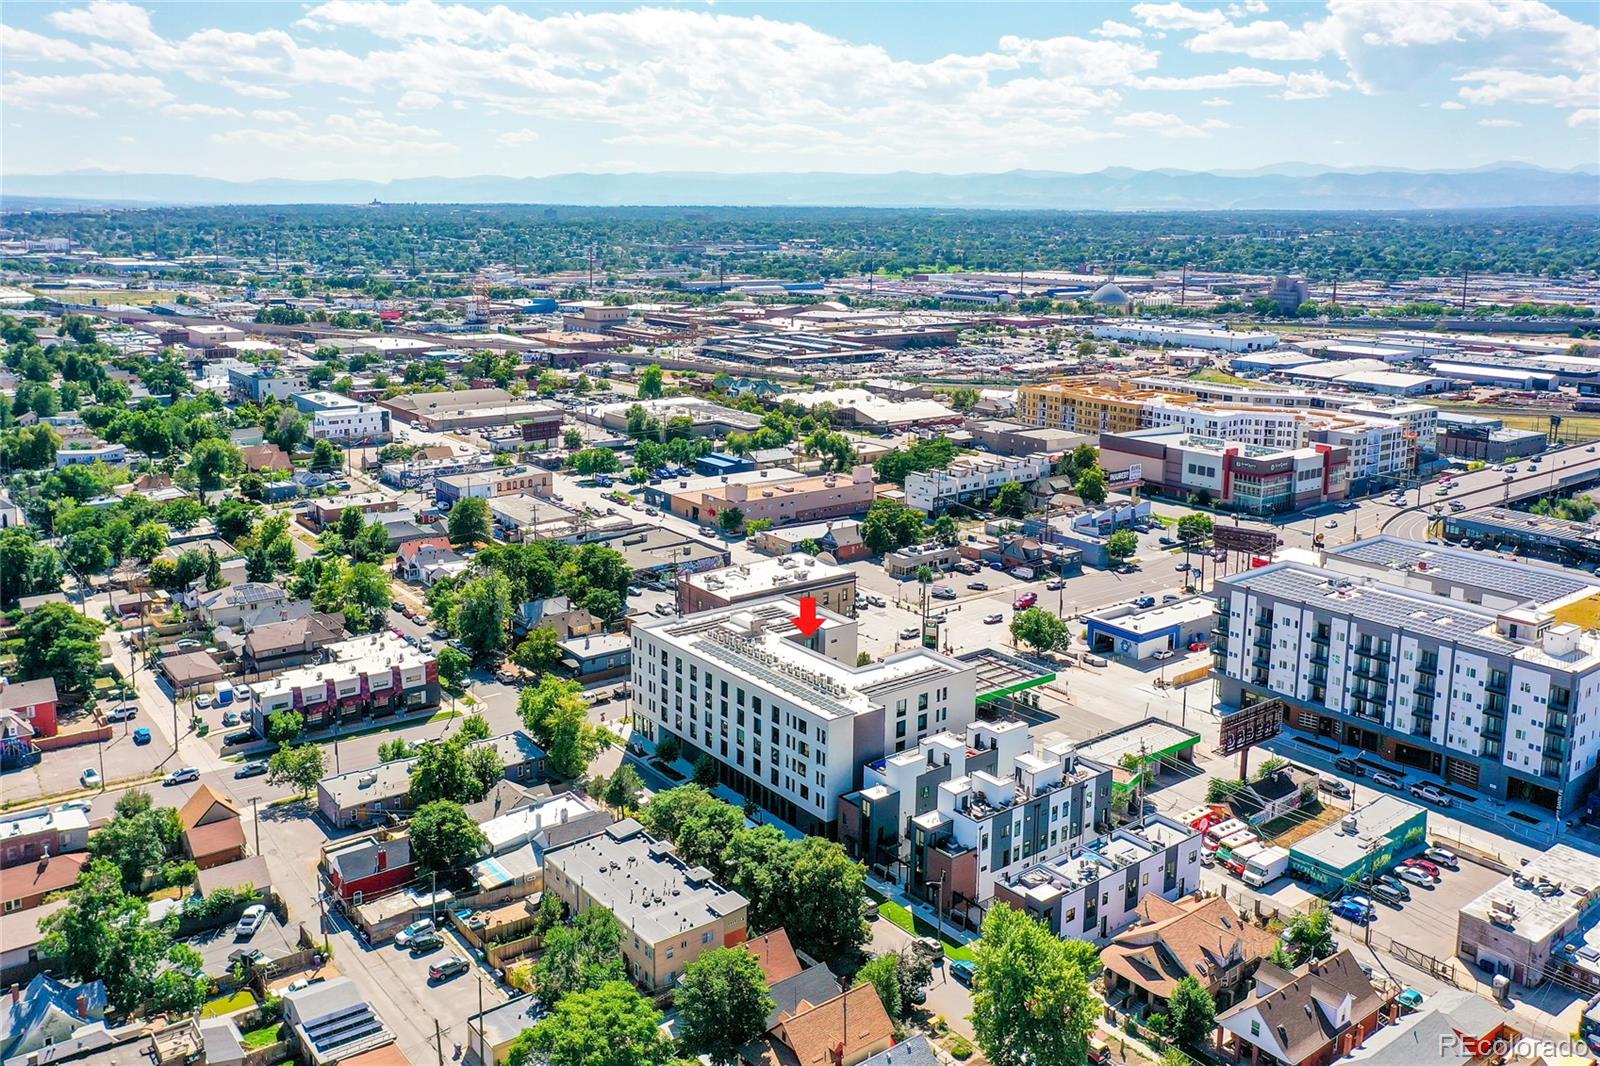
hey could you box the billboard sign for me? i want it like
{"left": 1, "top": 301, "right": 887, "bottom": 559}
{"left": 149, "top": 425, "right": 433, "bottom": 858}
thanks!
{"left": 1213, "top": 525, "right": 1281, "bottom": 556}
{"left": 1107, "top": 463, "right": 1143, "bottom": 487}
{"left": 1218, "top": 698, "right": 1285, "bottom": 757}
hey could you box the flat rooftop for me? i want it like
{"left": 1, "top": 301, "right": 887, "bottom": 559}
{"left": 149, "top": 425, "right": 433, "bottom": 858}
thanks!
{"left": 1460, "top": 844, "right": 1600, "bottom": 954}
{"left": 682, "top": 554, "right": 851, "bottom": 599}
{"left": 1086, "top": 596, "right": 1216, "bottom": 636}
{"left": 546, "top": 819, "right": 746, "bottom": 944}
{"left": 1325, "top": 534, "right": 1600, "bottom": 607}
{"left": 1077, "top": 717, "right": 1201, "bottom": 766}
{"left": 252, "top": 632, "right": 431, "bottom": 702}
{"left": 0, "top": 803, "right": 89, "bottom": 841}
{"left": 644, "top": 597, "right": 970, "bottom": 722}
{"left": 1290, "top": 794, "right": 1423, "bottom": 870}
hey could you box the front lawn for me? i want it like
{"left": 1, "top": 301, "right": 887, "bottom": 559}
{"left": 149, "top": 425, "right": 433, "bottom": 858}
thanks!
{"left": 240, "top": 1023, "right": 286, "bottom": 1050}
{"left": 873, "top": 895, "right": 976, "bottom": 963}
{"left": 199, "top": 990, "right": 256, "bottom": 1018}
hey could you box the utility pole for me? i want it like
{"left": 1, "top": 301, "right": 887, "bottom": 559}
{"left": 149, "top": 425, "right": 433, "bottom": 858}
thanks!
{"left": 251, "top": 797, "right": 261, "bottom": 855}
{"left": 435, "top": 1019, "right": 445, "bottom": 1066}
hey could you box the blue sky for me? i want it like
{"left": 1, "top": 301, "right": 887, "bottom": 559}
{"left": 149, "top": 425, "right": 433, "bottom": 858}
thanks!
{"left": 2, "top": 1, "right": 1597, "bottom": 180}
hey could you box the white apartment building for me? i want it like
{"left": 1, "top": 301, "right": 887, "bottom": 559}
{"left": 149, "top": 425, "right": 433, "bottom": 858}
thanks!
{"left": 1142, "top": 398, "right": 1409, "bottom": 482}
{"left": 904, "top": 453, "right": 1053, "bottom": 512}
{"left": 990, "top": 814, "right": 1203, "bottom": 942}
{"left": 630, "top": 596, "right": 977, "bottom": 834}
{"left": 1212, "top": 537, "right": 1600, "bottom": 814}
{"left": 311, "top": 403, "right": 392, "bottom": 443}
{"left": 1343, "top": 401, "right": 1439, "bottom": 451}
{"left": 1091, "top": 322, "right": 1279, "bottom": 352}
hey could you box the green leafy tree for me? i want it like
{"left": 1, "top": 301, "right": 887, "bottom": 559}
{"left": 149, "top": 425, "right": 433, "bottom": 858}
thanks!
{"left": 532, "top": 907, "right": 626, "bottom": 1005}
{"left": 310, "top": 438, "right": 342, "bottom": 472}
{"left": 519, "top": 674, "right": 611, "bottom": 778}
{"left": 1176, "top": 513, "right": 1215, "bottom": 546}
{"left": 128, "top": 520, "right": 170, "bottom": 563}
{"left": 448, "top": 496, "right": 492, "bottom": 547}
{"left": 267, "top": 710, "right": 305, "bottom": 743}
{"left": 717, "top": 506, "right": 746, "bottom": 534}
{"left": 191, "top": 438, "right": 243, "bottom": 491}
{"left": 854, "top": 954, "right": 904, "bottom": 1019}
{"left": 1281, "top": 906, "right": 1336, "bottom": 965}
{"left": 510, "top": 981, "right": 672, "bottom": 1066}
{"left": 90, "top": 790, "right": 183, "bottom": 886}
{"left": 438, "top": 645, "right": 472, "bottom": 690}
{"left": 1166, "top": 976, "right": 1217, "bottom": 1050}
{"left": 568, "top": 447, "right": 620, "bottom": 476}
{"left": 511, "top": 625, "right": 563, "bottom": 675}
{"left": 971, "top": 904, "right": 1100, "bottom": 1066}
{"left": 1106, "top": 528, "right": 1139, "bottom": 560}
{"left": 1010, "top": 607, "right": 1068, "bottom": 656}
{"left": 341, "top": 562, "right": 393, "bottom": 633}
{"left": 410, "top": 734, "right": 502, "bottom": 805}
{"left": 458, "top": 710, "right": 493, "bottom": 741}
{"left": 455, "top": 571, "right": 515, "bottom": 660}
{"left": 0, "top": 529, "right": 64, "bottom": 606}
{"left": 694, "top": 753, "right": 720, "bottom": 787}
{"left": 993, "top": 481, "right": 1028, "bottom": 518}
{"left": 1075, "top": 466, "right": 1109, "bottom": 506}
{"left": 15, "top": 604, "right": 104, "bottom": 695}
{"left": 929, "top": 514, "right": 960, "bottom": 546}
{"left": 785, "top": 836, "right": 869, "bottom": 962}
{"left": 266, "top": 743, "right": 326, "bottom": 797}
{"left": 563, "top": 428, "right": 583, "bottom": 450}
{"left": 601, "top": 763, "right": 644, "bottom": 813}
{"left": 408, "top": 800, "right": 489, "bottom": 873}
{"left": 637, "top": 364, "right": 665, "bottom": 398}
{"left": 675, "top": 948, "right": 776, "bottom": 1065}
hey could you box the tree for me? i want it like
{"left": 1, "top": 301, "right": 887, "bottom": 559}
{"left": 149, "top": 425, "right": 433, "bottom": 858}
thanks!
{"left": 568, "top": 447, "right": 620, "bottom": 476}
{"left": 408, "top": 800, "right": 489, "bottom": 874}
{"left": 1176, "top": 513, "right": 1215, "bottom": 546}
{"left": 90, "top": 789, "right": 182, "bottom": 886}
{"left": 455, "top": 572, "right": 515, "bottom": 660}
{"left": 15, "top": 604, "right": 104, "bottom": 696}
{"left": 267, "top": 710, "right": 304, "bottom": 743}
{"left": 1281, "top": 906, "right": 1335, "bottom": 965}
{"left": 675, "top": 948, "right": 776, "bottom": 1065}
{"left": 519, "top": 675, "right": 610, "bottom": 778}
{"left": 269, "top": 410, "right": 309, "bottom": 453}
{"left": 438, "top": 645, "right": 472, "bottom": 690}
{"left": 654, "top": 735, "right": 681, "bottom": 765}
{"left": 533, "top": 907, "right": 626, "bottom": 1005}
{"left": 854, "top": 954, "right": 904, "bottom": 1019}
{"left": 563, "top": 428, "right": 583, "bottom": 450}
{"left": 717, "top": 506, "right": 746, "bottom": 534}
{"left": 993, "top": 481, "right": 1028, "bottom": 518}
{"left": 971, "top": 904, "right": 1100, "bottom": 1066}
{"left": 510, "top": 981, "right": 672, "bottom": 1066}
{"left": 458, "top": 710, "right": 492, "bottom": 741}
{"left": 128, "top": 520, "right": 170, "bottom": 563}
{"left": 342, "top": 562, "right": 393, "bottom": 633}
{"left": 785, "top": 837, "right": 869, "bottom": 962}
{"left": 1166, "top": 976, "right": 1217, "bottom": 1050}
{"left": 929, "top": 514, "right": 960, "bottom": 546}
{"left": 1010, "top": 607, "right": 1068, "bottom": 656}
{"left": 1106, "top": 528, "right": 1139, "bottom": 560}
{"left": 39, "top": 859, "right": 186, "bottom": 1014}
{"left": 191, "top": 438, "right": 243, "bottom": 491}
{"left": 448, "top": 496, "right": 492, "bottom": 547}
{"left": 266, "top": 743, "right": 326, "bottom": 797}
{"left": 411, "top": 735, "right": 502, "bottom": 805}
{"left": 0, "top": 529, "right": 63, "bottom": 606}
{"left": 1075, "top": 466, "right": 1109, "bottom": 505}
{"left": 511, "top": 626, "right": 563, "bottom": 675}
{"left": 862, "top": 499, "right": 925, "bottom": 555}
{"left": 310, "top": 439, "right": 342, "bottom": 472}
{"left": 637, "top": 364, "right": 665, "bottom": 399}
{"left": 601, "top": 763, "right": 644, "bottom": 813}
{"left": 694, "top": 753, "right": 720, "bottom": 787}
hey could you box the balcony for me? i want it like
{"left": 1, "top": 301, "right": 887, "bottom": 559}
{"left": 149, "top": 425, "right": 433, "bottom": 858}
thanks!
{"left": 1252, "top": 634, "right": 1272, "bottom": 650}
{"left": 1352, "top": 666, "right": 1390, "bottom": 684}
{"left": 1311, "top": 631, "right": 1331, "bottom": 647}
{"left": 1409, "top": 715, "right": 1433, "bottom": 737}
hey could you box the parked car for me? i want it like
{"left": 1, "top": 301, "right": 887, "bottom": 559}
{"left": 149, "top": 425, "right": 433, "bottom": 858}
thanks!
{"left": 1153, "top": 649, "right": 1175, "bottom": 661}
{"left": 967, "top": 581, "right": 989, "bottom": 591}
{"left": 195, "top": 694, "right": 214, "bottom": 709}
{"left": 224, "top": 728, "right": 256, "bottom": 746}
{"left": 164, "top": 767, "right": 200, "bottom": 786}
{"left": 1158, "top": 536, "right": 1176, "bottom": 546}
{"left": 1174, "top": 562, "right": 1191, "bottom": 572}
{"left": 1013, "top": 593, "right": 1037, "bottom": 609}
{"left": 107, "top": 705, "right": 138, "bottom": 722}
{"left": 395, "top": 919, "right": 435, "bottom": 948}
{"left": 1133, "top": 595, "right": 1156, "bottom": 609}
{"left": 1334, "top": 757, "right": 1365, "bottom": 777}
{"left": 911, "top": 937, "right": 943, "bottom": 959}
{"left": 235, "top": 904, "right": 267, "bottom": 938}
{"left": 1423, "top": 848, "right": 1459, "bottom": 870}
{"left": 931, "top": 586, "right": 956, "bottom": 600}
{"left": 409, "top": 932, "right": 445, "bottom": 955}
{"left": 1408, "top": 783, "right": 1452, "bottom": 807}
{"left": 221, "top": 711, "right": 240, "bottom": 727}
{"left": 1045, "top": 579, "right": 1065, "bottom": 591}
{"left": 80, "top": 768, "right": 101, "bottom": 788}
{"left": 132, "top": 727, "right": 152, "bottom": 745}
{"left": 1162, "top": 593, "right": 1180, "bottom": 603}
{"left": 1370, "top": 882, "right": 1406, "bottom": 907}
{"left": 867, "top": 595, "right": 886, "bottom": 607}
{"left": 950, "top": 960, "right": 977, "bottom": 986}
{"left": 1401, "top": 857, "right": 1440, "bottom": 883}
{"left": 1372, "top": 772, "right": 1400, "bottom": 790}
{"left": 984, "top": 613, "right": 1004, "bottom": 624}
{"left": 1401, "top": 857, "right": 1442, "bottom": 879}
{"left": 235, "top": 760, "right": 269, "bottom": 779}
{"left": 898, "top": 627, "right": 920, "bottom": 640}
{"left": 1375, "top": 874, "right": 1411, "bottom": 900}
{"left": 1332, "top": 897, "right": 1374, "bottom": 923}
{"left": 1187, "top": 640, "right": 1208, "bottom": 651}
{"left": 429, "top": 956, "right": 471, "bottom": 982}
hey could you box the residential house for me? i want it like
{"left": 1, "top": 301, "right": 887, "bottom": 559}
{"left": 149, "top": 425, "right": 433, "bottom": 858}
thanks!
{"left": 0, "top": 804, "right": 90, "bottom": 869}
{"left": 281, "top": 976, "right": 395, "bottom": 1066}
{"left": 321, "top": 833, "right": 416, "bottom": 904}
{"left": 557, "top": 632, "right": 631, "bottom": 683}
{"left": 194, "top": 583, "right": 306, "bottom": 631}
{"left": 853, "top": 1036, "right": 941, "bottom": 1066}
{"left": 0, "top": 853, "right": 90, "bottom": 913}
{"left": 0, "top": 975, "right": 108, "bottom": 1062}
{"left": 158, "top": 651, "right": 226, "bottom": 694}
{"left": 512, "top": 597, "right": 600, "bottom": 640}
{"left": 1214, "top": 950, "right": 1398, "bottom": 1066}
{"left": 399, "top": 543, "right": 469, "bottom": 587}
{"left": 241, "top": 612, "right": 348, "bottom": 675}
{"left": 467, "top": 995, "right": 545, "bottom": 1066}
{"left": 0, "top": 900, "right": 66, "bottom": 986}
{"left": 466, "top": 793, "right": 614, "bottom": 898}
{"left": 1343, "top": 988, "right": 1516, "bottom": 1066}
{"left": 742, "top": 930, "right": 804, "bottom": 986}
{"left": 316, "top": 732, "right": 544, "bottom": 829}
{"left": 239, "top": 444, "right": 292, "bottom": 473}
{"left": 1101, "top": 894, "right": 1279, "bottom": 1013}
{"left": 0, "top": 682, "right": 57, "bottom": 740}
{"left": 741, "top": 983, "right": 894, "bottom": 1066}
{"left": 178, "top": 785, "right": 247, "bottom": 870}
{"left": 394, "top": 536, "right": 452, "bottom": 577}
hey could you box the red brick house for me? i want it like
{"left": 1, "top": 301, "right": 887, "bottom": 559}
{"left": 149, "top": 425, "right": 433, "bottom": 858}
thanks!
{"left": 321, "top": 833, "right": 416, "bottom": 904}
{"left": 0, "top": 680, "right": 57, "bottom": 739}
{"left": 0, "top": 853, "right": 89, "bottom": 914}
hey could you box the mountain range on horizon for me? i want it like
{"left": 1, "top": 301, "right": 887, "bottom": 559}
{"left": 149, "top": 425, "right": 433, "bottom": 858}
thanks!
{"left": 2, "top": 163, "right": 1597, "bottom": 211}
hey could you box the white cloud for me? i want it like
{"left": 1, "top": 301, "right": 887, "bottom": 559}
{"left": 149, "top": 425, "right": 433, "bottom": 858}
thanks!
{"left": 163, "top": 102, "right": 243, "bottom": 118}
{"left": 1282, "top": 70, "right": 1351, "bottom": 100}
{"left": 1188, "top": 19, "right": 1334, "bottom": 61}
{"left": 250, "top": 108, "right": 300, "bottom": 123}
{"left": 222, "top": 78, "right": 291, "bottom": 99}
{"left": 1476, "top": 117, "right": 1520, "bottom": 126}
{"left": 1091, "top": 20, "right": 1143, "bottom": 39}
{"left": 1134, "top": 66, "right": 1284, "bottom": 91}
{"left": 496, "top": 128, "right": 541, "bottom": 147}
{"left": 1455, "top": 68, "right": 1599, "bottom": 107}
{"left": 1131, "top": 3, "right": 1229, "bottom": 31}
{"left": 0, "top": 71, "right": 171, "bottom": 117}
{"left": 1570, "top": 109, "right": 1600, "bottom": 127}
{"left": 1120, "top": 110, "right": 1223, "bottom": 137}
{"left": 1439, "top": 100, "right": 1467, "bottom": 110}
{"left": 397, "top": 90, "right": 441, "bottom": 111}
{"left": 0, "top": 25, "right": 113, "bottom": 65}
{"left": 997, "top": 34, "right": 1158, "bottom": 85}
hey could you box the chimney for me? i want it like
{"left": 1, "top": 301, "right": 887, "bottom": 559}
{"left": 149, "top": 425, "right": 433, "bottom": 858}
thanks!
{"left": 76, "top": 991, "right": 88, "bottom": 1017}
{"left": 376, "top": 847, "right": 388, "bottom": 871}
{"left": 10, "top": 985, "right": 19, "bottom": 1007}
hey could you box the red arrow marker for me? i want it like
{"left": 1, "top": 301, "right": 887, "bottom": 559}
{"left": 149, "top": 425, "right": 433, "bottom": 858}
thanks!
{"left": 793, "top": 597, "right": 823, "bottom": 637}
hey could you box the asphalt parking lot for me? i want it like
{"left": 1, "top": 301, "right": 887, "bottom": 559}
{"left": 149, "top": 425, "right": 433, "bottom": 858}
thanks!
{"left": 1328, "top": 857, "right": 1504, "bottom": 972}
{"left": 186, "top": 910, "right": 301, "bottom": 975}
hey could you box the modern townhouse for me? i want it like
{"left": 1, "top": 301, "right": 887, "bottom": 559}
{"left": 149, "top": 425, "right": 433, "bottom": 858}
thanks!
{"left": 903, "top": 454, "right": 1054, "bottom": 513}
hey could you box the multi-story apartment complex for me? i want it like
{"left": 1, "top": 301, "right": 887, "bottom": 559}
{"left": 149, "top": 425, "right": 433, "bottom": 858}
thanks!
{"left": 838, "top": 722, "right": 1113, "bottom": 928}
{"left": 675, "top": 553, "right": 856, "bottom": 617}
{"left": 1099, "top": 428, "right": 1349, "bottom": 514}
{"left": 1016, "top": 383, "right": 1170, "bottom": 435}
{"left": 903, "top": 454, "right": 1053, "bottom": 513}
{"left": 249, "top": 632, "right": 439, "bottom": 736}
{"left": 630, "top": 597, "right": 977, "bottom": 834}
{"left": 294, "top": 392, "right": 394, "bottom": 443}
{"left": 1211, "top": 537, "right": 1600, "bottom": 812}
{"left": 228, "top": 365, "right": 307, "bottom": 404}
{"left": 543, "top": 819, "right": 749, "bottom": 992}
{"left": 1142, "top": 398, "right": 1411, "bottom": 482}
{"left": 990, "top": 814, "right": 1203, "bottom": 942}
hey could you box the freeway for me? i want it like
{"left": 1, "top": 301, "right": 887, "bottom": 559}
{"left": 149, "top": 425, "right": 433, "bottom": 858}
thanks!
{"left": 1382, "top": 441, "right": 1600, "bottom": 542}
